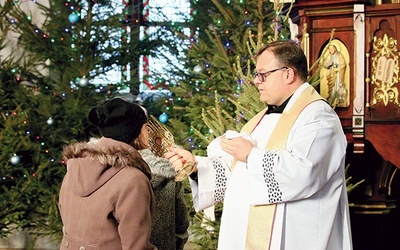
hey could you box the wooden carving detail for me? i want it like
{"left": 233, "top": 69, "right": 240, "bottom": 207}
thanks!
{"left": 370, "top": 33, "right": 399, "bottom": 106}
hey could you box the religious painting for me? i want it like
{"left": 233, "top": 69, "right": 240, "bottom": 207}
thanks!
{"left": 319, "top": 40, "right": 351, "bottom": 107}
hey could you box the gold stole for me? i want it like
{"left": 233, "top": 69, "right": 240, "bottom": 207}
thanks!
{"left": 234, "top": 86, "right": 323, "bottom": 249}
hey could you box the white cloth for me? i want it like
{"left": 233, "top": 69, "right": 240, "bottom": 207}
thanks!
{"left": 190, "top": 83, "right": 352, "bottom": 250}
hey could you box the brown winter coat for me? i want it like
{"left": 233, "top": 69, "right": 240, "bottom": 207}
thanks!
{"left": 58, "top": 137, "right": 156, "bottom": 250}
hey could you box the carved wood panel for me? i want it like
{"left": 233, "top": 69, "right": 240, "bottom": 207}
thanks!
{"left": 365, "top": 5, "right": 400, "bottom": 120}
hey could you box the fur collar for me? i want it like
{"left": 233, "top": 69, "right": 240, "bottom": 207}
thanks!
{"left": 62, "top": 137, "right": 151, "bottom": 180}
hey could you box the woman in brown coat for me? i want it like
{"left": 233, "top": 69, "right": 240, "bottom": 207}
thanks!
{"left": 58, "top": 98, "right": 156, "bottom": 250}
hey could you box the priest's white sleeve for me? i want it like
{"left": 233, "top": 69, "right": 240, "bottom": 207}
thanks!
{"left": 190, "top": 155, "right": 233, "bottom": 212}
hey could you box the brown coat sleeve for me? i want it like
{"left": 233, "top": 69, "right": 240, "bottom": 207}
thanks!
{"left": 115, "top": 170, "right": 156, "bottom": 250}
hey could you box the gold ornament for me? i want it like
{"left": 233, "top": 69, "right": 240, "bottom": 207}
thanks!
{"left": 147, "top": 116, "right": 197, "bottom": 181}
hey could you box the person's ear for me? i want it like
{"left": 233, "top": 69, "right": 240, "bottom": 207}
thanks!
{"left": 284, "top": 67, "right": 295, "bottom": 82}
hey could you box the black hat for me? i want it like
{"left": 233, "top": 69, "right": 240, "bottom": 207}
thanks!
{"left": 88, "top": 98, "right": 147, "bottom": 144}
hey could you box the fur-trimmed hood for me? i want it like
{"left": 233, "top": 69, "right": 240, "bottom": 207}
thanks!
{"left": 62, "top": 137, "right": 151, "bottom": 197}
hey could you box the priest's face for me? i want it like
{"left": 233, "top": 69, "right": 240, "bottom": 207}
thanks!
{"left": 253, "top": 50, "right": 289, "bottom": 106}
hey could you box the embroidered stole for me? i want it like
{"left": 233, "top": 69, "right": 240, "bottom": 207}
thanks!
{"left": 236, "top": 86, "right": 323, "bottom": 249}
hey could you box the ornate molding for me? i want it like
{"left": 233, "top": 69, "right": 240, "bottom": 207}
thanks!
{"left": 370, "top": 34, "right": 400, "bottom": 106}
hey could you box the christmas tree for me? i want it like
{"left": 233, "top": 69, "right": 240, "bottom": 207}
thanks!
{"left": 0, "top": 0, "right": 182, "bottom": 243}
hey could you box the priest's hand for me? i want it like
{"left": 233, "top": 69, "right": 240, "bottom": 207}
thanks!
{"left": 220, "top": 136, "right": 253, "bottom": 162}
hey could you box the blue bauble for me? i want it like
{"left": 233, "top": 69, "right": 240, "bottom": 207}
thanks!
{"left": 68, "top": 13, "right": 79, "bottom": 24}
{"left": 158, "top": 113, "right": 169, "bottom": 123}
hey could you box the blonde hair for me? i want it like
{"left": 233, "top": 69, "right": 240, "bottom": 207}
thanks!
{"left": 132, "top": 123, "right": 149, "bottom": 150}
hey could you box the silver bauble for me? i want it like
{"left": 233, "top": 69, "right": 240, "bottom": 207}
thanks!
{"left": 79, "top": 76, "right": 89, "bottom": 86}
{"left": 193, "top": 65, "right": 203, "bottom": 74}
{"left": 10, "top": 154, "right": 21, "bottom": 165}
{"left": 47, "top": 117, "right": 54, "bottom": 125}
{"left": 45, "top": 58, "right": 51, "bottom": 66}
